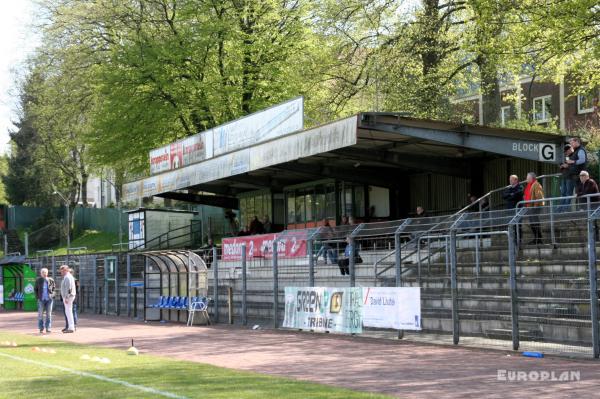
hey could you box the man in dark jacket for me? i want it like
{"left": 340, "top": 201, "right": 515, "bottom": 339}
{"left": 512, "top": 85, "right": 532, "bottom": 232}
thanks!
{"left": 34, "top": 268, "right": 55, "bottom": 334}
{"left": 502, "top": 175, "right": 524, "bottom": 209}
{"left": 576, "top": 170, "right": 599, "bottom": 239}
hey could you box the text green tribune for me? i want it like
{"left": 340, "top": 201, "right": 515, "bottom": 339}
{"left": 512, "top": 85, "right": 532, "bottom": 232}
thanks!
{"left": 283, "top": 287, "right": 363, "bottom": 333}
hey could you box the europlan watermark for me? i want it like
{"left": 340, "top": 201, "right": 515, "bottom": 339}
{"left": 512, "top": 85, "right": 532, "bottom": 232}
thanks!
{"left": 497, "top": 369, "right": 582, "bottom": 382}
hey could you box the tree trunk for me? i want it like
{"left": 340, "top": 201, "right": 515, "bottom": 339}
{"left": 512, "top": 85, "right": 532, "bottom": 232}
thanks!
{"left": 478, "top": 54, "right": 501, "bottom": 125}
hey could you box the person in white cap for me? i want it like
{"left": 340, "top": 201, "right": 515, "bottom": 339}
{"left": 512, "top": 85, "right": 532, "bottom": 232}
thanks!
{"left": 60, "top": 265, "right": 76, "bottom": 333}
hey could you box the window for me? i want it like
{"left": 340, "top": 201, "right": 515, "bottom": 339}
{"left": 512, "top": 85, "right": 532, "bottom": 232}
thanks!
{"left": 578, "top": 93, "right": 596, "bottom": 114}
{"left": 533, "top": 95, "right": 552, "bottom": 123}
{"left": 295, "top": 191, "right": 305, "bottom": 223}
{"left": 500, "top": 106, "right": 511, "bottom": 126}
{"left": 286, "top": 193, "right": 295, "bottom": 224}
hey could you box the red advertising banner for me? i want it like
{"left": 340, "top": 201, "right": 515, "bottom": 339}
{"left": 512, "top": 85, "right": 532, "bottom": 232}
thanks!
{"left": 222, "top": 233, "right": 307, "bottom": 261}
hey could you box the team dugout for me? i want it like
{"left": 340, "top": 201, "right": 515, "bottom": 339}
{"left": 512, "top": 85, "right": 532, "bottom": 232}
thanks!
{"left": 124, "top": 98, "right": 566, "bottom": 230}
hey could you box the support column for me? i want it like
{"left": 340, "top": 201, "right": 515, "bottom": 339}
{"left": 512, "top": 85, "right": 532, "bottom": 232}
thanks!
{"left": 588, "top": 218, "right": 599, "bottom": 358}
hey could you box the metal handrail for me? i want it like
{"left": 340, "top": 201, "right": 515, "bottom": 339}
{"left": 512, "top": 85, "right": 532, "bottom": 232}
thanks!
{"left": 129, "top": 220, "right": 203, "bottom": 251}
{"left": 372, "top": 173, "right": 563, "bottom": 275}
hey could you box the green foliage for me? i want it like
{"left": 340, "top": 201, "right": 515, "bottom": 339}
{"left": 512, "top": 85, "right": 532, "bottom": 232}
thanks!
{"left": 5, "top": 0, "right": 598, "bottom": 202}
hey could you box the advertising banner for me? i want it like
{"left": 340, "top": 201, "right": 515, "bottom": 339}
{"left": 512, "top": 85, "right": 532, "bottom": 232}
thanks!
{"left": 362, "top": 287, "right": 421, "bottom": 330}
{"left": 149, "top": 131, "right": 212, "bottom": 175}
{"left": 125, "top": 115, "right": 357, "bottom": 202}
{"left": 283, "top": 287, "right": 362, "bottom": 334}
{"left": 213, "top": 97, "right": 303, "bottom": 156}
{"left": 221, "top": 233, "right": 307, "bottom": 261}
{"left": 0, "top": 285, "right": 3, "bottom": 305}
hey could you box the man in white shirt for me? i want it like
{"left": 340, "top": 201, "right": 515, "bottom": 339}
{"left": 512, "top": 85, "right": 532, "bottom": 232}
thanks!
{"left": 60, "top": 265, "right": 76, "bottom": 333}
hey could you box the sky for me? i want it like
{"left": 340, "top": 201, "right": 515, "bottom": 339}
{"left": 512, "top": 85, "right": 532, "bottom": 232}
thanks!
{"left": 0, "top": 0, "right": 40, "bottom": 155}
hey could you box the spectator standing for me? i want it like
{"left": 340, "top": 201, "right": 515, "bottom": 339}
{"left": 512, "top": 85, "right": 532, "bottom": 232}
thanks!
{"left": 502, "top": 175, "right": 523, "bottom": 209}
{"left": 34, "top": 268, "right": 55, "bottom": 334}
{"left": 60, "top": 265, "right": 76, "bottom": 333}
{"left": 559, "top": 144, "right": 575, "bottom": 208}
{"left": 524, "top": 172, "right": 545, "bottom": 245}
{"left": 201, "top": 238, "right": 216, "bottom": 268}
{"left": 567, "top": 137, "right": 587, "bottom": 176}
{"left": 63, "top": 276, "right": 79, "bottom": 331}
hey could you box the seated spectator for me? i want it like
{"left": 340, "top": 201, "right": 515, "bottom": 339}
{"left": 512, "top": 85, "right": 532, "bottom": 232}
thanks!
{"left": 315, "top": 219, "right": 337, "bottom": 264}
{"left": 262, "top": 215, "right": 272, "bottom": 233}
{"left": 415, "top": 206, "right": 426, "bottom": 217}
{"left": 238, "top": 225, "right": 251, "bottom": 236}
{"left": 249, "top": 216, "right": 264, "bottom": 235}
{"left": 340, "top": 215, "right": 349, "bottom": 225}
{"left": 337, "top": 236, "right": 363, "bottom": 276}
{"left": 577, "top": 170, "right": 600, "bottom": 239}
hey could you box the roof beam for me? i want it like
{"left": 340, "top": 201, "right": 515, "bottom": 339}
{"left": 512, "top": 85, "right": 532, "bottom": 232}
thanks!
{"left": 156, "top": 192, "right": 239, "bottom": 209}
{"left": 333, "top": 148, "right": 469, "bottom": 177}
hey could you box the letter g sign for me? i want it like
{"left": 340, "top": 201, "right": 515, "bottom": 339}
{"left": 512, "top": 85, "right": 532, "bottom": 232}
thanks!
{"left": 539, "top": 144, "right": 556, "bottom": 162}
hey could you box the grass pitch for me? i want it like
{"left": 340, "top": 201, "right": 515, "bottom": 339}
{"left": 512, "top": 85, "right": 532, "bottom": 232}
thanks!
{"left": 0, "top": 332, "right": 388, "bottom": 399}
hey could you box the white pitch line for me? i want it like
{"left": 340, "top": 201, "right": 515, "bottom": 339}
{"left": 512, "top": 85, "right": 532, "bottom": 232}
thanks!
{"left": 0, "top": 351, "right": 189, "bottom": 399}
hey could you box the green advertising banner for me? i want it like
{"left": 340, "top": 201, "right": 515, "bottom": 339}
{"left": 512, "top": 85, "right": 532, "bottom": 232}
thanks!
{"left": 283, "top": 287, "right": 362, "bottom": 334}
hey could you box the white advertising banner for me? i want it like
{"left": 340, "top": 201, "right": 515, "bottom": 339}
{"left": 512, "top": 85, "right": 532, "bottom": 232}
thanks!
{"left": 148, "top": 97, "right": 301, "bottom": 175}
{"left": 124, "top": 115, "right": 358, "bottom": 201}
{"left": 213, "top": 97, "right": 303, "bottom": 156}
{"left": 362, "top": 287, "right": 421, "bottom": 330}
{"left": 0, "top": 285, "right": 3, "bottom": 305}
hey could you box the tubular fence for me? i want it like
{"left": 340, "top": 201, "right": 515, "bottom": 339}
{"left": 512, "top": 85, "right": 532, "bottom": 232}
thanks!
{"left": 18, "top": 191, "right": 600, "bottom": 359}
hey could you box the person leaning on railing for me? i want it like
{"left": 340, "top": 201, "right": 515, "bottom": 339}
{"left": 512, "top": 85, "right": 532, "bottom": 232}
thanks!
{"left": 576, "top": 171, "right": 600, "bottom": 240}
{"left": 524, "top": 172, "right": 545, "bottom": 245}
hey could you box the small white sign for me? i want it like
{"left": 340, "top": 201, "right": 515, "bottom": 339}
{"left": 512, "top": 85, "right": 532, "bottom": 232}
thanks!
{"left": 362, "top": 287, "right": 421, "bottom": 330}
{"left": 0, "top": 285, "right": 3, "bottom": 305}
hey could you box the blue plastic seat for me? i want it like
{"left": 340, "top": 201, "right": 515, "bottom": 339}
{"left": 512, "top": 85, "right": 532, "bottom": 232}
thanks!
{"left": 178, "top": 297, "right": 188, "bottom": 310}
{"left": 169, "top": 296, "right": 181, "bottom": 309}
{"left": 161, "top": 296, "right": 174, "bottom": 309}
{"left": 150, "top": 296, "right": 164, "bottom": 308}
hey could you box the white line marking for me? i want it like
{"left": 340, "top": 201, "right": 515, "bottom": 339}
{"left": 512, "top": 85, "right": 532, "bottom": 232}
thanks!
{"left": 0, "top": 351, "right": 188, "bottom": 399}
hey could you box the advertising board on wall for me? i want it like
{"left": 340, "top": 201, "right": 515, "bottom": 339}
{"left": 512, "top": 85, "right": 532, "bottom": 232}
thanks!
{"left": 125, "top": 115, "right": 358, "bottom": 202}
{"left": 283, "top": 287, "right": 363, "bottom": 334}
{"left": 362, "top": 287, "right": 421, "bottom": 330}
{"left": 282, "top": 287, "right": 421, "bottom": 333}
{"left": 221, "top": 233, "right": 307, "bottom": 261}
{"left": 148, "top": 97, "right": 303, "bottom": 175}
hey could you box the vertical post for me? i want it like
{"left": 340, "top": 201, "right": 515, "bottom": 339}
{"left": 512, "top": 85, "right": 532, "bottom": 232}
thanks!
{"left": 24, "top": 233, "right": 29, "bottom": 258}
{"left": 51, "top": 256, "right": 57, "bottom": 280}
{"left": 508, "top": 225, "right": 520, "bottom": 351}
{"left": 227, "top": 287, "right": 234, "bottom": 324}
{"left": 212, "top": 246, "right": 219, "bottom": 324}
{"left": 92, "top": 255, "right": 97, "bottom": 314}
{"left": 241, "top": 244, "right": 247, "bottom": 326}
{"left": 417, "top": 237, "right": 421, "bottom": 285}
{"left": 66, "top": 203, "right": 70, "bottom": 249}
{"left": 475, "top": 235, "right": 480, "bottom": 278}
{"left": 449, "top": 229, "right": 459, "bottom": 345}
{"left": 587, "top": 218, "right": 599, "bottom": 358}
{"left": 103, "top": 258, "right": 108, "bottom": 315}
{"left": 273, "top": 241, "right": 279, "bottom": 329}
{"left": 3, "top": 234, "right": 7, "bottom": 255}
{"left": 549, "top": 201, "right": 556, "bottom": 246}
{"left": 115, "top": 256, "right": 120, "bottom": 316}
{"left": 349, "top": 237, "right": 356, "bottom": 287}
{"left": 308, "top": 239, "right": 315, "bottom": 287}
{"left": 394, "top": 233, "right": 402, "bottom": 287}
{"left": 126, "top": 254, "right": 131, "bottom": 317}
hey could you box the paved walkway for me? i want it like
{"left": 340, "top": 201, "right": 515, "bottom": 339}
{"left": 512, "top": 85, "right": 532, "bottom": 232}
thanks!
{"left": 1, "top": 311, "right": 599, "bottom": 398}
